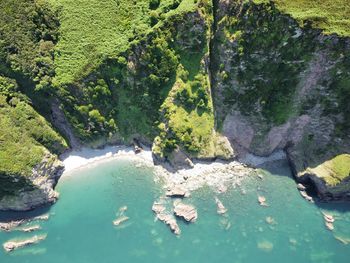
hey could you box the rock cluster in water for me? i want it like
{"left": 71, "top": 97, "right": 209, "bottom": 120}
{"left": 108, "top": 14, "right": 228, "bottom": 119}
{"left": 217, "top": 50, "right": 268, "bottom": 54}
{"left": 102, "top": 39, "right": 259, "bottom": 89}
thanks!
{"left": 113, "top": 206, "right": 129, "bottom": 226}
{"left": 1, "top": 214, "right": 50, "bottom": 252}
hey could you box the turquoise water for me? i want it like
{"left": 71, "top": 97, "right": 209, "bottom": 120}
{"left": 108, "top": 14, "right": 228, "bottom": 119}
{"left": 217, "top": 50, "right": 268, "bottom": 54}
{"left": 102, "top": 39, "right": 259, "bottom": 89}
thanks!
{"left": 1, "top": 159, "right": 350, "bottom": 263}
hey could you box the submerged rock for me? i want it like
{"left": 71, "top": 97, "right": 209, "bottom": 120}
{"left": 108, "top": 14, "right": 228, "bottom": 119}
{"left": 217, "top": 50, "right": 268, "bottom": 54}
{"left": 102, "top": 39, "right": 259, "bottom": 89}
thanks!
{"left": 258, "top": 196, "right": 268, "bottom": 207}
{"left": 325, "top": 222, "right": 334, "bottom": 231}
{"left": 257, "top": 240, "right": 274, "bottom": 252}
{"left": 215, "top": 197, "right": 227, "bottom": 215}
{"left": 119, "top": 206, "right": 128, "bottom": 213}
{"left": 265, "top": 216, "right": 277, "bottom": 225}
{"left": 173, "top": 202, "right": 198, "bottom": 222}
{"left": 20, "top": 225, "right": 41, "bottom": 233}
{"left": 3, "top": 234, "right": 47, "bottom": 252}
{"left": 113, "top": 205, "right": 129, "bottom": 226}
{"left": 113, "top": 216, "right": 129, "bottom": 226}
{"left": 334, "top": 235, "right": 350, "bottom": 245}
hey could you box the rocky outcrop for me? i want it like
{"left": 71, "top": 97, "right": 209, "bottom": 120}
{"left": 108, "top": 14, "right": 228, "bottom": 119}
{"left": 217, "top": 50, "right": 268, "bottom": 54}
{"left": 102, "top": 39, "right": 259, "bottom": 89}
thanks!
{"left": 166, "top": 186, "right": 189, "bottom": 198}
{"left": 152, "top": 201, "right": 181, "bottom": 235}
{"left": 173, "top": 202, "right": 198, "bottom": 222}
{"left": 0, "top": 153, "right": 64, "bottom": 211}
{"left": 3, "top": 234, "right": 47, "bottom": 252}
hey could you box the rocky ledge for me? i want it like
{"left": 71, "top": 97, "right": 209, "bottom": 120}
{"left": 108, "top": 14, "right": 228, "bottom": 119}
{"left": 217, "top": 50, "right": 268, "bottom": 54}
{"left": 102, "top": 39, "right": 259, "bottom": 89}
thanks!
{"left": 3, "top": 234, "right": 47, "bottom": 252}
{"left": 0, "top": 153, "right": 64, "bottom": 211}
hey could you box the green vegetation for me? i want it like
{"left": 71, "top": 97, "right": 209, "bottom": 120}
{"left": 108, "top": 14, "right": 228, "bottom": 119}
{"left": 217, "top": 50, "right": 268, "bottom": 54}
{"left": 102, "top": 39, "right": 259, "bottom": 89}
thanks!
{"left": 0, "top": 0, "right": 350, "bottom": 201}
{"left": 253, "top": 0, "right": 350, "bottom": 37}
{"left": 217, "top": 2, "right": 317, "bottom": 124}
{"left": 48, "top": 0, "right": 151, "bottom": 85}
{"left": 0, "top": 0, "right": 59, "bottom": 91}
{"left": 48, "top": 0, "right": 197, "bottom": 86}
{"left": 306, "top": 154, "right": 350, "bottom": 187}
{"left": 0, "top": 76, "right": 67, "bottom": 178}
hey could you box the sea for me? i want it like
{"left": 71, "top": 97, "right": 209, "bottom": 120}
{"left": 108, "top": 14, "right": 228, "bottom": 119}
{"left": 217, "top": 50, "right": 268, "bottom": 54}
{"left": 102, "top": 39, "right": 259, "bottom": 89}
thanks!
{"left": 0, "top": 158, "right": 349, "bottom": 263}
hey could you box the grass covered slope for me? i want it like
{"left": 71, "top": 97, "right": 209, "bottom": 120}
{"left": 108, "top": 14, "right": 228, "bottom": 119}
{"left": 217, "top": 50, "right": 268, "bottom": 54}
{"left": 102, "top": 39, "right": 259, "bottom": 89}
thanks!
{"left": 48, "top": 0, "right": 198, "bottom": 85}
{"left": 48, "top": 0, "right": 151, "bottom": 85}
{"left": 0, "top": 76, "right": 67, "bottom": 177}
{"left": 0, "top": 76, "right": 67, "bottom": 199}
{"left": 254, "top": 0, "right": 350, "bottom": 37}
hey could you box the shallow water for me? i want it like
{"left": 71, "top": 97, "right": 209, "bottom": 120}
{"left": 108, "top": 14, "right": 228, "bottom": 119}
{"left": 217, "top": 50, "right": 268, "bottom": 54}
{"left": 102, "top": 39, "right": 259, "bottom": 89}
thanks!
{"left": 0, "top": 159, "right": 350, "bottom": 263}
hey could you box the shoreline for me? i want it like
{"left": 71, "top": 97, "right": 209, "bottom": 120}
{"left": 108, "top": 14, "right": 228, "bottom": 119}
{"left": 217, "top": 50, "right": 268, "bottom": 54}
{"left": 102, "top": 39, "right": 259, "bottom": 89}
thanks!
{"left": 60, "top": 145, "right": 154, "bottom": 177}
{"left": 60, "top": 144, "right": 287, "bottom": 194}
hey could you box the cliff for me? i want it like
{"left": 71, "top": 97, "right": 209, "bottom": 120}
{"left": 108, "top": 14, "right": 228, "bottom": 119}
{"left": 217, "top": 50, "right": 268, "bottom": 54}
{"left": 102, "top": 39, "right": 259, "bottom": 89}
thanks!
{"left": 0, "top": 0, "right": 349, "bottom": 210}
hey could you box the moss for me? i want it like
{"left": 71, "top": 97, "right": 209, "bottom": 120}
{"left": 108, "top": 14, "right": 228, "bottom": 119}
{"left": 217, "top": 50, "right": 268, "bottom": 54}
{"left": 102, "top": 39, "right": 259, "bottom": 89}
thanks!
{"left": 306, "top": 154, "right": 350, "bottom": 187}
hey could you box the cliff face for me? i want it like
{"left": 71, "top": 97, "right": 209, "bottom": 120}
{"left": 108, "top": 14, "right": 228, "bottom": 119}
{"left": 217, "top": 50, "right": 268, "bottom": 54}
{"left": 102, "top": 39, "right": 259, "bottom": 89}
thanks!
{"left": 0, "top": 153, "right": 64, "bottom": 211}
{"left": 212, "top": 0, "right": 350, "bottom": 200}
{"left": 0, "top": 0, "right": 349, "bottom": 210}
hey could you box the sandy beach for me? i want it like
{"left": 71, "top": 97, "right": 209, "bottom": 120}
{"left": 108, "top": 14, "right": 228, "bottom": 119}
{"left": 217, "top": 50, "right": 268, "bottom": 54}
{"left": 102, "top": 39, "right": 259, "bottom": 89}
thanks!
{"left": 61, "top": 145, "right": 154, "bottom": 176}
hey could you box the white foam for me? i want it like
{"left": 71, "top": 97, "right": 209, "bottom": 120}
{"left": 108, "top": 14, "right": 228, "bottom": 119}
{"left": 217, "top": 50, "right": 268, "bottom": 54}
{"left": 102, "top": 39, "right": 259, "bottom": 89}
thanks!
{"left": 61, "top": 146, "right": 154, "bottom": 176}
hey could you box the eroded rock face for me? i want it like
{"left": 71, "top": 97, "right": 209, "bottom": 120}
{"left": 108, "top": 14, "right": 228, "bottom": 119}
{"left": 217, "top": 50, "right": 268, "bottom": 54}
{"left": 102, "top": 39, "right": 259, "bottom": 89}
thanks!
{"left": 212, "top": 0, "right": 350, "bottom": 200}
{"left": 0, "top": 153, "right": 64, "bottom": 211}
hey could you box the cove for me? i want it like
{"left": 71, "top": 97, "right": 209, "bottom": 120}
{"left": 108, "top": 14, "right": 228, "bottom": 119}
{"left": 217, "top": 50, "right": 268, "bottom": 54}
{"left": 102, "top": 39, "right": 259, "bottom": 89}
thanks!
{"left": 0, "top": 159, "right": 350, "bottom": 263}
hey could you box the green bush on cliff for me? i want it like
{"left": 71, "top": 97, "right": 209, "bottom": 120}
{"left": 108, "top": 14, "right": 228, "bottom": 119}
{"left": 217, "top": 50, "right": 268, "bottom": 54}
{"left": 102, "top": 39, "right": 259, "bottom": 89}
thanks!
{"left": 219, "top": 2, "right": 317, "bottom": 124}
{"left": 0, "top": 77, "right": 67, "bottom": 179}
{"left": 0, "top": 0, "right": 59, "bottom": 91}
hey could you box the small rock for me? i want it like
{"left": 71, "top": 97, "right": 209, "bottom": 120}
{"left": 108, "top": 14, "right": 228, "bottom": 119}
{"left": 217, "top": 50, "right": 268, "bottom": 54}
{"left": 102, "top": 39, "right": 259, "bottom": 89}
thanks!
{"left": 134, "top": 145, "right": 142, "bottom": 154}
{"left": 173, "top": 202, "right": 198, "bottom": 222}
{"left": 258, "top": 196, "right": 268, "bottom": 206}
{"left": 325, "top": 221, "right": 334, "bottom": 231}
{"left": 299, "top": 190, "right": 314, "bottom": 203}
{"left": 297, "top": 183, "right": 306, "bottom": 191}
{"left": 20, "top": 225, "right": 41, "bottom": 233}
{"left": 323, "top": 213, "right": 335, "bottom": 223}
{"left": 113, "top": 216, "right": 129, "bottom": 226}
{"left": 215, "top": 197, "right": 227, "bottom": 215}
{"left": 265, "top": 216, "right": 276, "bottom": 225}
{"left": 289, "top": 238, "right": 297, "bottom": 246}
{"left": 119, "top": 206, "right": 128, "bottom": 213}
